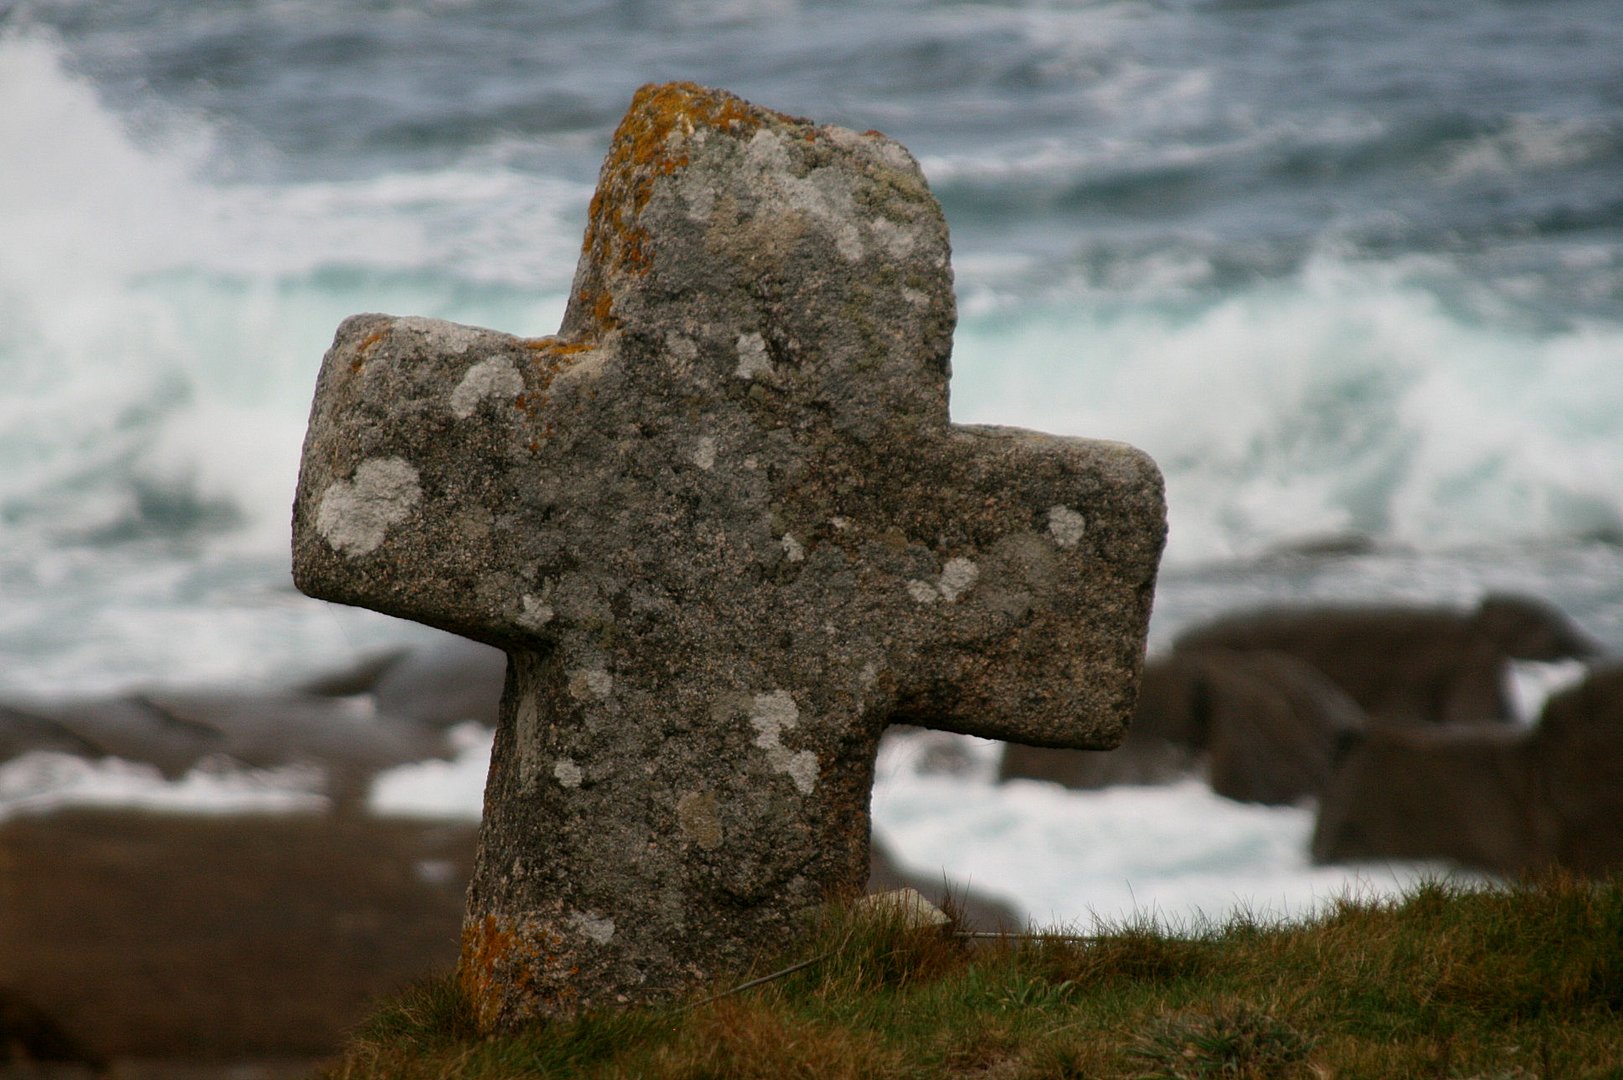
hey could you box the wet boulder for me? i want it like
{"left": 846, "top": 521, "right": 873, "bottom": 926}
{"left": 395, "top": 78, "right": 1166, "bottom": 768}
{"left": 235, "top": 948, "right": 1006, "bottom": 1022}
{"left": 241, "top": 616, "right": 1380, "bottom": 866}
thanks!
{"left": 370, "top": 637, "right": 507, "bottom": 730}
{"left": 1529, "top": 663, "right": 1623, "bottom": 874}
{"left": 1310, "top": 724, "right": 1549, "bottom": 876}
{"left": 867, "top": 835, "right": 1023, "bottom": 931}
{"left": 1000, "top": 649, "right": 1361, "bottom": 805}
{"left": 1174, "top": 593, "right": 1596, "bottom": 726}
{"left": 1, "top": 690, "right": 453, "bottom": 810}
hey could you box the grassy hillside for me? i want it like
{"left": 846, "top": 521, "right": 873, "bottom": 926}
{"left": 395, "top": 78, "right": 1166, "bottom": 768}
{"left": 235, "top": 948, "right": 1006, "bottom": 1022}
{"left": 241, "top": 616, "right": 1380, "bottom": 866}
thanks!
{"left": 328, "top": 875, "right": 1623, "bottom": 1079}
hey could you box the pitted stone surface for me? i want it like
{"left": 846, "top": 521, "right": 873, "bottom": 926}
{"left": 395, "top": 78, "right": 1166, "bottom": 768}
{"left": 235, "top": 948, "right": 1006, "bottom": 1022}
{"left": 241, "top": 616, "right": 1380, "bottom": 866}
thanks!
{"left": 292, "top": 81, "right": 1166, "bottom": 1030}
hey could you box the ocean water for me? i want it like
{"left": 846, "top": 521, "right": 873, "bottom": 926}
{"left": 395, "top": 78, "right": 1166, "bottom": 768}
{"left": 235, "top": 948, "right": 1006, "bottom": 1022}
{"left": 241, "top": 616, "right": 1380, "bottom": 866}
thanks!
{"left": 3, "top": 0, "right": 1622, "bottom": 922}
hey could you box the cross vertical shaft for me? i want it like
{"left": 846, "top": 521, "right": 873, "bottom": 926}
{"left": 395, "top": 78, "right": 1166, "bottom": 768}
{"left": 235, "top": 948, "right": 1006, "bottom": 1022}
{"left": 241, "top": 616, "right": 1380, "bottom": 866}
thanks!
{"left": 292, "top": 82, "right": 1165, "bottom": 1029}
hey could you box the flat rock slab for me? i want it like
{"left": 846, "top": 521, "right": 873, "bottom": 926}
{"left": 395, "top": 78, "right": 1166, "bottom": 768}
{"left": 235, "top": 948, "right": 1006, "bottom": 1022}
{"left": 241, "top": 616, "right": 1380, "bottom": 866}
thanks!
{"left": 0, "top": 804, "right": 1020, "bottom": 1073}
{"left": 292, "top": 81, "right": 1165, "bottom": 1027}
{"left": 0, "top": 811, "right": 474, "bottom": 1062}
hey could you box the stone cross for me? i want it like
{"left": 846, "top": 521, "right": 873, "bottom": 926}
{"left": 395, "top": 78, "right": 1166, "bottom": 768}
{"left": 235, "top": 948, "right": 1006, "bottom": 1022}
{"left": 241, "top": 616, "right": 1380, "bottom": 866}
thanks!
{"left": 292, "top": 82, "right": 1165, "bottom": 1030}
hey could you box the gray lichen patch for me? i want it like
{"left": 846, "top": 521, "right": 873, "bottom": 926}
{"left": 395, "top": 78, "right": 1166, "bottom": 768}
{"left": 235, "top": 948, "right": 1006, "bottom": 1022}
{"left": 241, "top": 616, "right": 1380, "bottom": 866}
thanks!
{"left": 748, "top": 690, "right": 818, "bottom": 795}
{"left": 313, "top": 457, "right": 421, "bottom": 557}
{"left": 744, "top": 129, "right": 863, "bottom": 256}
{"left": 938, "top": 557, "right": 980, "bottom": 602}
{"left": 734, "top": 332, "right": 773, "bottom": 381}
{"left": 517, "top": 594, "right": 555, "bottom": 630}
{"left": 908, "top": 556, "right": 980, "bottom": 604}
{"left": 554, "top": 758, "right": 584, "bottom": 788}
{"left": 450, "top": 356, "right": 525, "bottom": 418}
{"left": 568, "top": 668, "right": 614, "bottom": 701}
{"left": 692, "top": 436, "right": 718, "bottom": 470}
{"left": 1048, "top": 505, "right": 1087, "bottom": 548}
{"left": 570, "top": 911, "right": 616, "bottom": 945}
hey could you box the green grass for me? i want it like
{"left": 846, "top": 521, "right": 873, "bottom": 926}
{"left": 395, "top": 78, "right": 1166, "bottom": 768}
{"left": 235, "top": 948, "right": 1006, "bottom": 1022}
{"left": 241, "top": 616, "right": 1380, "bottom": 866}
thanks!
{"left": 328, "top": 874, "right": 1623, "bottom": 1079}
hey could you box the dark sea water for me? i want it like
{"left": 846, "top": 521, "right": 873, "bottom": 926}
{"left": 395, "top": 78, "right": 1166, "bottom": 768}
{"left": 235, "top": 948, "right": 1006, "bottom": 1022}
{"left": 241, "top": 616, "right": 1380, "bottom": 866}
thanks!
{"left": 3, "top": 0, "right": 1622, "bottom": 921}
{"left": 6, "top": 0, "right": 1623, "bottom": 683}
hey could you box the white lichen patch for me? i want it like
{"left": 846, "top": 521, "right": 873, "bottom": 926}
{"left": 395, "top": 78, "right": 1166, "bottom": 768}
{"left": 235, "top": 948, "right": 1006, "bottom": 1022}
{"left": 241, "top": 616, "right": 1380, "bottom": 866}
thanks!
{"left": 682, "top": 176, "right": 715, "bottom": 223}
{"left": 314, "top": 457, "right": 421, "bottom": 557}
{"left": 734, "top": 332, "right": 773, "bottom": 380}
{"left": 1047, "top": 505, "right": 1087, "bottom": 548}
{"left": 870, "top": 217, "right": 918, "bottom": 259}
{"left": 554, "top": 758, "right": 583, "bottom": 788}
{"left": 664, "top": 331, "right": 699, "bottom": 375}
{"left": 744, "top": 128, "right": 865, "bottom": 261}
{"left": 449, "top": 356, "right": 524, "bottom": 418}
{"left": 693, "top": 435, "right": 718, "bottom": 470}
{"left": 394, "top": 315, "right": 486, "bottom": 354}
{"left": 568, "top": 668, "right": 614, "bottom": 701}
{"left": 748, "top": 690, "right": 818, "bottom": 795}
{"left": 938, "top": 557, "right": 980, "bottom": 602}
{"left": 570, "top": 910, "right": 615, "bottom": 945}
{"left": 517, "top": 593, "right": 555, "bottom": 630}
{"left": 909, "top": 557, "right": 980, "bottom": 604}
{"left": 781, "top": 533, "right": 806, "bottom": 562}
{"left": 824, "top": 124, "right": 920, "bottom": 177}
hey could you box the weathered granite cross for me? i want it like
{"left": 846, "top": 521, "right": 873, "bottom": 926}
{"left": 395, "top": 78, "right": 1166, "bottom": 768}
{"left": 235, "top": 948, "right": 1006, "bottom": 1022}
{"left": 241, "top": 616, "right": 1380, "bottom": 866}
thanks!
{"left": 292, "top": 82, "right": 1165, "bottom": 1030}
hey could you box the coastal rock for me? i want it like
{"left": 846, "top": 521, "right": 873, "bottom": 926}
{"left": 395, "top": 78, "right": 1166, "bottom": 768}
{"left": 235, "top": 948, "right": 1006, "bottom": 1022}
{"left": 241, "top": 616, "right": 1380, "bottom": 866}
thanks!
{"left": 1311, "top": 663, "right": 1623, "bottom": 877}
{"left": 296, "top": 647, "right": 412, "bottom": 697}
{"left": 1529, "top": 663, "right": 1623, "bottom": 874}
{"left": 1174, "top": 593, "right": 1596, "bottom": 726}
{"left": 1202, "top": 651, "right": 1364, "bottom": 805}
{"left": 868, "top": 836, "right": 1022, "bottom": 931}
{"left": 0, "top": 691, "right": 451, "bottom": 809}
{"left": 298, "top": 635, "right": 507, "bottom": 730}
{"left": 291, "top": 81, "right": 1166, "bottom": 1027}
{"left": 371, "top": 637, "right": 506, "bottom": 729}
{"left": 1310, "top": 725, "right": 1548, "bottom": 876}
{"left": 0, "top": 811, "right": 475, "bottom": 1064}
{"left": 999, "top": 650, "right": 1360, "bottom": 805}
{"left": 0, "top": 989, "right": 103, "bottom": 1072}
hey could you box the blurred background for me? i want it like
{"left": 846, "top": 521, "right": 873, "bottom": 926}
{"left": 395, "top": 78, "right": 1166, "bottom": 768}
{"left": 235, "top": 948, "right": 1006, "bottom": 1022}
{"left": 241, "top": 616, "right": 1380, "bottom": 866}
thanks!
{"left": 2, "top": 0, "right": 1621, "bottom": 1068}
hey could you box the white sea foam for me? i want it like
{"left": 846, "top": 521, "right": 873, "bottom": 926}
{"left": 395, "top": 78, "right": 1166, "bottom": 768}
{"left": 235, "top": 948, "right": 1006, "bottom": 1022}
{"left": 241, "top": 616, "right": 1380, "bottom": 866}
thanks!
{"left": 367, "top": 722, "right": 493, "bottom": 819}
{"left": 0, "top": 31, "right": 576, "bottom": 568}
{"left": 0, "top": 751, "right": 328, "bottom": 821}
{"left": 3, "top": 13, "right": 1621, "bottom": 701}
{"left": 870, "top": 731, "right": 1468, "bottom": 928}
{"left": 356, "top": 724, "right": 1461, "bottom": 927}
{"left": 951, "top": 253, "right": 1623, "bottom": 565}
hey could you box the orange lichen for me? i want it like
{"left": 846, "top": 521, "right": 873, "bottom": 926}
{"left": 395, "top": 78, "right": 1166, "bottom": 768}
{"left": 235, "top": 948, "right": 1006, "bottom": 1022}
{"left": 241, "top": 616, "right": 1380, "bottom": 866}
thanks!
{"left": 460, "top": 913, "right": 517, "bottom": 997}
{"left": 504, "top": 336, "right": 600, "bottom": 424}
{"left": 522, "top": 335, "right": 595, "bottom": 357}
{"left": 591, "top": 287, "right": 618, "bottom": 330}
{"left": 349, "top": 329, "right": 388, "bottom": 373}
{"left": 458, "top": 912, "right": 582, "bottom": 1032}
{"left": 573, "top": 82, "right": 803, "bottom": 332}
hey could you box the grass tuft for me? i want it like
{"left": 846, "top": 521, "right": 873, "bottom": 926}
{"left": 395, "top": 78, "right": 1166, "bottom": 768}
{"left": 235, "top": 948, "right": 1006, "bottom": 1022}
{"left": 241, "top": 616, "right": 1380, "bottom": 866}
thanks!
{"left": 1129, "top": 1001, "right": 1316, "bottom": 1079}
{"left": 326, "top": 875, "right": 1623, "bottom": 1080}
